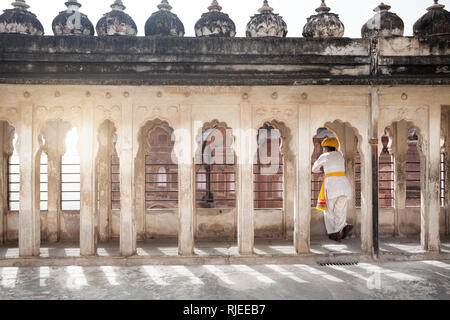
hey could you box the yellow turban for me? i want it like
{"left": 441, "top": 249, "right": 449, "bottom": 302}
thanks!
{"left": 321, "top": 137, "right": 339, "bottom": 149}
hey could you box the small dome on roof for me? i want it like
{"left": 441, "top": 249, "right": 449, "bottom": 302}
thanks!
{"left": 52, "top": 1, "right": 94, "bottom": 36}
{"left": 362, "top": 3, "right": 404, "bottom": 38}
{"left": 96, "top": 1, "right": 137, "bottom": 36}
{"left": 195, "top": 0, "right": 236, "bottom": 38}
{"left": 246, "top": 1, "right": 288, "bottom": 38}
{"left": 145, "top": 0, "right": 184, "bottom": 37}
{"left": 0, "top": 1, "right": 44, "bottom": 35}
{"left": 302, "top": 0, "right": 345, "bottom": 38}
{"left": 413, "top": 0, "right": 450, "bottom": 38}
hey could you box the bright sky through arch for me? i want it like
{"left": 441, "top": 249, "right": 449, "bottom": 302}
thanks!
{"left": 2, "top": 0, "right": 448, "bottom": 38}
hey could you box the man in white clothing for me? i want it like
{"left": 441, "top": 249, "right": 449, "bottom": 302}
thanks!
{"left": 312, "top": 137, "right": 353, "bottom": 242}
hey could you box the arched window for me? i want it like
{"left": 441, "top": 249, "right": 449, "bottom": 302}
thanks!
{"left": 145, "top": 126, "right": 178, "bottom": 209}
{"left": 195, "top": 125, "right": 236, "bottom": 209}
{"left": 254, "top": 124, "right": 283, "bottom": 209}
{"left": 311, "top": 128, "right": 361, "bottom": 208}
{"left": 406, "top": 129, "right": 421, "bottom": 207}
{"left": 379, "top": 134, "right": 394, "bottom": 208}
{"left": 158, "top": 134, "right": 168, "bottom": 145}
{"left": 157, "top": 167, "right": 167, "bottom": 187}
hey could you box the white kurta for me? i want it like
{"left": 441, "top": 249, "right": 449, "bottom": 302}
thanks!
{"left": 312, "top": 151, "right": 352, "bottom": 234}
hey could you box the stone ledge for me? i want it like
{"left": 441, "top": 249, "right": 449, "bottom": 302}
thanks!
{"left": 1, "top": 252, "right": 448, "bottom": 268}
{"left": 0, "top": 34, "right": 447, "bottom": 85}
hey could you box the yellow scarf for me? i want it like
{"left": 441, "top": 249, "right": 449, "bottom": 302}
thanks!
{"left": 316, "top": 172, "right": 346, "bottom": 211}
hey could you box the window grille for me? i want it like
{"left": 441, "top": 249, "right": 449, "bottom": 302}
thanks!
{"left": 61, "top": 128, "right": 80, "bottom": 211}
{"left": 40, "top": 153, "right": 48, "bottom": 211}
{"left": 355, "top": 152, "right": 362, "bottom": 208}
{"left": 195, "top": 126, "right": 235, "bottom": 209}
{"left": 145, "top": 127, "right": 178, "bottom": 209}
{"left": 254, "top": 125, "right": 283, "bottom": 209}
{"left": 7, "top": 133, "right": 20, "bottom": 212}
{"left": 146, "top": 160, "right": 178, "bottom": 209}
{"left": 406, "top": 136, "right": 421, "bottom": 207}
{"left": 379, "top": 150, "right": 394, "bottom": 208}
{"left": 441, "top": 151, "right": 446, "bottom": 207}
{"left": 111, "top": 154, "right": 120, "bottom": 211}
{"left": 8, "top": 155, "right": 20, "bottom": 212}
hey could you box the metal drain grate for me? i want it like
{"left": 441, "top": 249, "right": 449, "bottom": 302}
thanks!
{"left": 318, "top": 261, "right": 359, "bottom": 267}
{"left": 316, "top": 256, "right": 360, "bottom": 266}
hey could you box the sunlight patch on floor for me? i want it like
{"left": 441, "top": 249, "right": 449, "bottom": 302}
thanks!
{"left": 232, "top": 265, "right": 276, "bottom": 284}
{"left": 171, "top": 266, "right": 204, "bottom": 285}
{"left": 142, "top": 266, "right": 169, "bottom": 286}
{"left": 265, "top": 265, "right": 308, "bottom": 283}
{"left": 66, "top": 266, "right": 88, "bottom": 289}
{"left": 203, "top": 265, "right": 235, "bottom": 285}
{"left": 357, "top": 263, "right": 423, "bottom": 281}
{"left": 293, "top": 264, "right": 344, "bottom": 283}
{"left": 1, "top": 267, "right": 18, "bottom": 288}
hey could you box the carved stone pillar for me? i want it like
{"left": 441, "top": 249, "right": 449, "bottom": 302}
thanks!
{"left": 177, "top": 105, "right": 195, "bottom": 256}
{"left": 19, "top": 104, "right": 40, "bottom": 257}
{"left": 46, "top": 147, "right": 61, "bottom": 243}
{"left": 97, "top": 122, "right": 114, "bottom": 241}
{"left": 79, "top": 107, "right": 97, "bottom": 256}
{"left": 423, "top": 104, "right": 441, "bottom": 251}
{"left": 0, "top": 122, "right": 7, "bottom": 245}
{"left": 444, "top": 109, "right": 450, "bottom": 236}
{"left": 284, "top": 156, "right": 296, "bottom": 239}
{"left": 344, "top": 126, "right": 357, "bottom": 229}
{"left": 120, "top": 103, "right": 136, "bottom": 256}
{"left": 295, "top": 104, "right": 311, "bottom": 253}
{"left": 393, "top": 121, "right": 408, "bottom": 237}
{"left": 236, "top": 102, "right": 254, "bottom": 255}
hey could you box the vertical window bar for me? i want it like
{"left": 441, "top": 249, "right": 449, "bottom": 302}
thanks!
{"left": 40, "top": 152, "right": 48, "bottom": 211}
{"left": 254, "top": 125, "right": 283, "bottom": 210}
{"left": 7, "top": 133, "right": 20, "bottom": 212}
{"left": 111, "top": 154, "right": 120, "bottom": 210}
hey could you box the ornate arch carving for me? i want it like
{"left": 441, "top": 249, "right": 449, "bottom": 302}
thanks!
{"left": 255, "top": 119, "right": 293, "bottom": 160}
{"left": 194, "top": 119, "right": 236, "bottom": 166}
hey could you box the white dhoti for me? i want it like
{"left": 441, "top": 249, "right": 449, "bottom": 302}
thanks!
{"left": 324, "top": 195, "right": 348, "bottom": 234}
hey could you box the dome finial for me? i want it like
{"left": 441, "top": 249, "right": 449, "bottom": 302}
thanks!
{"left": 362, "top": 2, "right": 404, "bottom": 38}
{"left": 316, "top": 0, "right": 331, "bottom": 13}
{"left": 65, "top": 1, "right": 82, "bottom": 9}
{"left": 427, "top": 0, "right": 445, "bottom": 10}
{"left": 258, "top": 0, "right": 274, "bottom": 14}
{"left": 303, "top": 0, "right": 344, "bottom": 38}
{"left": 111, "top": 0, "right": 126, "bottom": 11}
{"left": 208, "top": 0, "right": 222, "bottom": 12}
{"left": 157, "top": 0, "right": 172, "bottom": 11}
{"left": 1, "top": 0, "right": 44, "bottom": 35}
{"left": 11, "top": 0, "right": 29, "bottom": 10}
{"left": 374, "top": 3, "right": 391, "bottom": 12}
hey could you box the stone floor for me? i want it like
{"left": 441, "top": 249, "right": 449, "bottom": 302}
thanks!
{"left": 0, "top": 236, "right": 449, "bottom": 259}
{"left": 0, "top": 259, "right": 449, "bottom": 300}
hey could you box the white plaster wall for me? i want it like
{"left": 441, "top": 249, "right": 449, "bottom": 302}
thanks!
{"left": 146, "top": 210, "right": 178, "bottom": 238}
{"left": 0, "top": 84, "right": 448, "bottom": 248}
{"left": 254, "top": 210, "right": 283, "bottom": 239}
{"left": 196, "top": 209, "right": 236, "bottom": 240}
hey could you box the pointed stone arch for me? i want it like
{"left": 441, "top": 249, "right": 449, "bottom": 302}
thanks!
{"left": 37, "top": 119, "right": 74, "bottom": 243}
{"left": 0, "top": 120, "right": 17, "bottom": 245}
{"left": 382, "top": 119, "right": 426, "bottom": 238}
{"left": 135, "top": 118, "right": 178, "bottom": 240}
